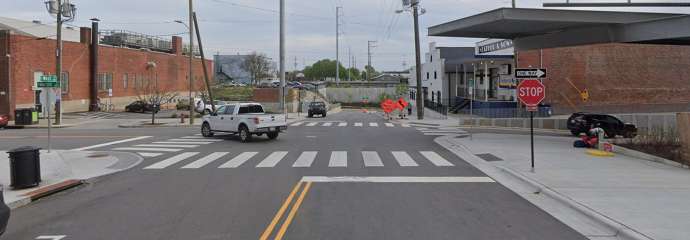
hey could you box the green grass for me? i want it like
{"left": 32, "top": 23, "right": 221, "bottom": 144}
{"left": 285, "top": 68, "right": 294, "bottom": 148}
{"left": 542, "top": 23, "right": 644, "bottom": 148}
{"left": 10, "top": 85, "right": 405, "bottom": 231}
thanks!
{"left": 212, "top": 86, "right": 254, "bottom": 101}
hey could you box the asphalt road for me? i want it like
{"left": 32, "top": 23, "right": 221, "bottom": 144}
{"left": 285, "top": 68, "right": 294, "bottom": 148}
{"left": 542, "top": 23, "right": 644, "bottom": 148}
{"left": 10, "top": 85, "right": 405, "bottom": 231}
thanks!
{"left": 2, "top": 110, "right": 587, "bottom": 240}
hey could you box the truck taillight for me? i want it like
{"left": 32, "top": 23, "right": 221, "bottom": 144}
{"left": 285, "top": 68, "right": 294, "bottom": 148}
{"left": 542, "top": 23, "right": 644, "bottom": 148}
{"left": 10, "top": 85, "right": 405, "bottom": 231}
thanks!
{"left": 254, "top": 117, "right": 260, "bottom": 124}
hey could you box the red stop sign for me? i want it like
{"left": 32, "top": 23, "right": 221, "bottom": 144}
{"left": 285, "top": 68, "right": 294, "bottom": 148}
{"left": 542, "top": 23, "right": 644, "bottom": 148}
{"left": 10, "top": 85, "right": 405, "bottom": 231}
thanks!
{"left": 517, "top": 79, "right": 545, "bottom": 106}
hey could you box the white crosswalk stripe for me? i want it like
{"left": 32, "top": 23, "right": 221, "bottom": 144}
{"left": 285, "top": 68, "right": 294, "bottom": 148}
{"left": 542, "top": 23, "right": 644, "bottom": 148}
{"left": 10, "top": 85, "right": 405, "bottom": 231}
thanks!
{"left": 420, "top": 151, "right": 454, "bottom": 166}
{"left": 293, "top": 151, "right": 318, "bottom": 167}
{"left": 291, "top": 122, "right": 304, "bottom": 126}
{"left": 137, "top": 150, "right": 456, "bottom": 170}
{"left": 401, "top": 124, "right": 411, "bottom": 128}
{"left": 144, "top": 152, "right": 199, "bottom": 169}
{"left": 167, "top": 138, "right": 223, "bottom": 142}
{"left": 152, "top": 141, "right": 213, "bottom": 145}
{"left": 322, "top": 122, "right": 333, "bottom": 127}
{"left": 181, "top": 136, "right": 205, "bottom": 139}
{"left": 391, "top": 151, "right": 419, "bottom": 167}
{"left": 136, "top": 144, "right": 199, "bottom": 148}
{"left": 354, "top": 122, "right": 363, "bottom": 127}
{"left": 138, "top": 152, "right": 163, "bottom": 158}
{"left": 338, "top": 122, "right": 347, "bottom": 127}
{"left": 362, "top": 151, "right": 383, "bottom": 167}
{"left": 385, "top": 123, "right": 395, "bottom": 127}
{"left": 329, "top": 151, "right": 347, "bottom": 167}
{"left": 256, "top": 151, "right": 289, "bottom": 168}
{"left": 306, "top": 122, "right": 319, "bottom": 126}
{"left": 369, "top": 122, "right": 379, "bottom": 127}
{"left": 181, "top": 152, "right": 229, "bottom": 169}
{"left": 114, "top": 147, "right": 183, "bottom": 152}
{"left": 218, "top": 152, "right": 258, "bottom": 168}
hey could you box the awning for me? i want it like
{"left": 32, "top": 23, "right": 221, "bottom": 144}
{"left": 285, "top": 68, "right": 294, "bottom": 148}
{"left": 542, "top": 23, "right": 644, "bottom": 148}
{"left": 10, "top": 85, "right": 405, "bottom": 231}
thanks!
{"left": 428, "top": 8, "right": 690, "bottom": 50}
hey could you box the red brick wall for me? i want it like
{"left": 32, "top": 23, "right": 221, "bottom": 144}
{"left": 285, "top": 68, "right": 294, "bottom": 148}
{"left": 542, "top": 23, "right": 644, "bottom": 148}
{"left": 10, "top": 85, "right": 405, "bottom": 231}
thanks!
{"left": 519, "top": 43, "right": 690, "bottom": 114}
{"left": 4, "top": 33, "right": 212, "bottom": 116}
{"left": 252, "top": 88, "right": 280, "bottom": 102}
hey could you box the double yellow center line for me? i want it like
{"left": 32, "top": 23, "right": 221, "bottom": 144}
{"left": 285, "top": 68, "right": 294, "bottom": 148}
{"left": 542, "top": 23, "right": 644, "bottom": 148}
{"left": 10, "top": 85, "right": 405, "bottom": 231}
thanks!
{"left": 259, "top": 181, "right": 313, "bottom": 240}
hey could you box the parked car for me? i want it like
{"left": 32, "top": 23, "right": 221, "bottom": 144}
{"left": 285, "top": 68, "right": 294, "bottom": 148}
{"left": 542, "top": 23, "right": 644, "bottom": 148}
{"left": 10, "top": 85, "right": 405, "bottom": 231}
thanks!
{"left": 0, "top": 185, "right": 10, "bottom": 236}
{"left": 308, "top": 101, "right": 327, "bottom": 118}
{"left": 125, "top": 101, "right": 159, "bottom": 113}
{"left": 201, "top": 103, "right": 288, "bottom": 142}
{"left": 0, "top": 114, "right": 8, "bottom": 128}
{"left": 193, "top": 99, "right": 227, "bottom": 115}
{"left": 567, "top": 112, "right": 637, "bottom": 138}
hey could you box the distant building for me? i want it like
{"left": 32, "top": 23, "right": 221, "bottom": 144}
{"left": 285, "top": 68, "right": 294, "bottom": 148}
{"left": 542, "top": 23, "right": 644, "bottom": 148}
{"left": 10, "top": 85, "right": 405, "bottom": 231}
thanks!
{"left": 214, "top": 54, "right": 251, "bottom": 84}
{"left": 213, "top": 54, "right": 277, "bottom": 85}
{"left": 0, "top": 16, "right": 211, "bottom": 119}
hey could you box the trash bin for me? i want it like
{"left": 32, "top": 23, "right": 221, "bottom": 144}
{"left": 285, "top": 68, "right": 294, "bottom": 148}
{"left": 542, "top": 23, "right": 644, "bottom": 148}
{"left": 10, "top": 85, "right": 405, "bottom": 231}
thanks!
{"left": 8, "top": 146, "right": 41, "bottom": 189}
{"left": 13, "top": 108, "right": 33, "bottom": 125}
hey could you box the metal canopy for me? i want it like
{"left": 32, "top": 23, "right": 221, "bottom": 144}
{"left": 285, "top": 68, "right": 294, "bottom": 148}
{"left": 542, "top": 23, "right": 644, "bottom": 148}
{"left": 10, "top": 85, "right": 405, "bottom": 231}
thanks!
{"left": 428, "top": 8, "right": 690, "bottom": 50}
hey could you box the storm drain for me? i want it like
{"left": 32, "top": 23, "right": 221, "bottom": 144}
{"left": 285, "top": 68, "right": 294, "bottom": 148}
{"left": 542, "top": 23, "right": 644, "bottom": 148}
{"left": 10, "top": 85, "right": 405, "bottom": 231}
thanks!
{"left": 475, "top": 153, "right": 504, "bottom": 162}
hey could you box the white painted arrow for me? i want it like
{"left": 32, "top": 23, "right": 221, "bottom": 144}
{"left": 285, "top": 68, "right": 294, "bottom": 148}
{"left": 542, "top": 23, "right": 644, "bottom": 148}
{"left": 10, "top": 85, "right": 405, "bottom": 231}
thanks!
{"left": 36, "top": 236, "right": 67, "bottom": 240}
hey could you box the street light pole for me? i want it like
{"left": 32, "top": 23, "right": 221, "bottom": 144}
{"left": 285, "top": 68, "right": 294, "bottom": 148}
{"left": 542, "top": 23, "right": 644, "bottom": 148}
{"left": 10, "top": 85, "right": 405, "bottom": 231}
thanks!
{"left": 55, "top": 0, "right": 62, "bottom": 126}
{"left": 412, "top": 2, "right": 424, "bottom": 120}
{"left": 188, "top": 0, "right": 195, "bottom": 125}
{"left": 280, "top": 0, "right": 286, "bottom": 114}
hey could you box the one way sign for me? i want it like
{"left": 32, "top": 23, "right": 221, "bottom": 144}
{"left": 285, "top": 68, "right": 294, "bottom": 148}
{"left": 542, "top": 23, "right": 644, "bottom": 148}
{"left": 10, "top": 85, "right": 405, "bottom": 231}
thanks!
{"left": 515, "top": 68, "right": 547, "bottom": 79}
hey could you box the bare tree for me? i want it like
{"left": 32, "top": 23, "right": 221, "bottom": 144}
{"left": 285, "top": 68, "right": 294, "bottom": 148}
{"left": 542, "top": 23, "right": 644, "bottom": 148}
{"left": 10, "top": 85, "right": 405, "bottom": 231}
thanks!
{"left": 135, "top": 76, "right": 178, "bottom": 124}
{"left": 242, "top": 52, "right": 271, "bottom": 86}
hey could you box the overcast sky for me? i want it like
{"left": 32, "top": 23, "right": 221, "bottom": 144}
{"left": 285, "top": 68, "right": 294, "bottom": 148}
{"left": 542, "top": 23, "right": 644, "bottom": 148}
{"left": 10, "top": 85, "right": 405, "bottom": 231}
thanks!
{"left": 2, "top": 0, "right": 687, "bottom": 71}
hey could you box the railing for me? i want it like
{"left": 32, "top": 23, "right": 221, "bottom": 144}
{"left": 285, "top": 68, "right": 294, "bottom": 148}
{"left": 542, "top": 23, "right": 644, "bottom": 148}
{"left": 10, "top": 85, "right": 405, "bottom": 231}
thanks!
{"left": 424, "top": 100, "right": 448, "bottom": 116}
{"left": 457, "top": 107, "right": 552, "bottom": 118}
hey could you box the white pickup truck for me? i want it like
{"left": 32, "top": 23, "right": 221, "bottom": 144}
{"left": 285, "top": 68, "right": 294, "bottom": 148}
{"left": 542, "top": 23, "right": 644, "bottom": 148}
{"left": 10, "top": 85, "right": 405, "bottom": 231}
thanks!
{"left": 200, "top": 103, "right": 287, "bottom": 142}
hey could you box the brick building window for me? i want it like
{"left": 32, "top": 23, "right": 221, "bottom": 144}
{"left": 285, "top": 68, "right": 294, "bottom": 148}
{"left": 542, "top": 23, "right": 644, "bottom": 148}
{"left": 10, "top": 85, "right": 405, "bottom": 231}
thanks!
{"left": 123, "top": 73, "right": 128, "bottom": 89}
{"left": 97, "top": 73, "right": 113, "bottom": 91}
{"left": 60, "top": 72, "right": 69, "bottom": 94}
{"left": 426, "top": 72, "right": 429, "bottom": 79}
{"left": 434, "top": 71, "right": 437, "bottom": 79}
{"left": 135, "top": 74, "right": 144, "bottom": 89}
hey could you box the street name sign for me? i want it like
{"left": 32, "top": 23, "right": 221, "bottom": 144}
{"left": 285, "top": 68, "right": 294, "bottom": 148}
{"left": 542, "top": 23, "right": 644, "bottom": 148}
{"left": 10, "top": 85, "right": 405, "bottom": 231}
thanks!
{"left": 39, "top": 75, "right": 58, "bottom": 83}
{"left": 515, "top": 68, "right": 547, "bottom": 79}
{"left": 37, "top": 81, "right": 60, "bottom": 88}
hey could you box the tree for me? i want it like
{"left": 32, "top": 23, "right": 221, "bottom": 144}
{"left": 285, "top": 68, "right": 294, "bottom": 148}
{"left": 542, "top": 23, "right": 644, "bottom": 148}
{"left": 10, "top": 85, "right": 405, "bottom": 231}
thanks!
{"left": 135, "top": 76, "right": 177, "bottom": 125}
{"left": 348, "top": 67, "right": 361, "bottom": 80}
{"left": 303, "top": 59, "right": 349, "bottom": 81}
{"left": 364, "top": 65, "right": 379, "bottom": 81}
{"left": 242, "top": 52, "right": 272, "bottom": 86}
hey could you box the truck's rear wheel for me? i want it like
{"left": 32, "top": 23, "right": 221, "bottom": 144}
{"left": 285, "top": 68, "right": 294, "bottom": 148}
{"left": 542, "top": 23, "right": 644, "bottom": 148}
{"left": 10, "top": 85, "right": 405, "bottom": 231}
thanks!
{"left": 201, "top": 123, "right": 214, "bottom": 137}
{"left": 267, "top": 131, "right": 279, "bottom": 140}
{"left": 239, "top": 125, "right": 252, "bottom": 142}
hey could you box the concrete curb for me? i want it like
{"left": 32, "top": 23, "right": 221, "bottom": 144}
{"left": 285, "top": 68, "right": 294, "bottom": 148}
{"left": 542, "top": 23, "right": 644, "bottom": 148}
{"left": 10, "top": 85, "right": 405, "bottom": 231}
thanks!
{"left": 497, "top": 167, "right": 652, "bottom": 240}
{"left": 612, "top": 144, "right": 689, "bottom": 169}
{"left": 434, "top": 135, "right": 652, "bottom": 240}
{"left": 5, "top": 151, "right": 142, "bottom": 209}
{"left": 7, "top": 124, "right": 76, "bottom": 129}
{"left": 7, "top": 179, "right": 84, "bottom": 210}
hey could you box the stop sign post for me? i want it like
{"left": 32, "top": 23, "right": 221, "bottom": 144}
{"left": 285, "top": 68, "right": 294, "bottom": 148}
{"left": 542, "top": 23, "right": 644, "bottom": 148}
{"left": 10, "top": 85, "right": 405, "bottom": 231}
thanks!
{"left": 517, "top": 79, "right": 546, "bottom": 173}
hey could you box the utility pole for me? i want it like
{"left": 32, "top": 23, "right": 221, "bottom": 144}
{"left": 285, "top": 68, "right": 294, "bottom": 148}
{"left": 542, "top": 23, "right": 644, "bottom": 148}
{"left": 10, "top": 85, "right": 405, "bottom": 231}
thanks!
{"left": 412, "top": 0, "right": 424, "bottom": 120}
{"left": 367, "top": 40, "right": 376, "bottom": 81}
{"left": 336, "top": 7, "right": 341, "bottom": 86}
{"left": 279, "top": 0, "right": 286, "bottom": 113}
{"left": 347, "top": 47, "right": 351, "bottom": 81}
{"left": 188, "top": 0, "right": 195, "bottom": 125}
{"left": 512, "top": 0, "right": 516, "bottom": 8}
{"left": 54, "top": 0, "right": 63, "bottom": 125}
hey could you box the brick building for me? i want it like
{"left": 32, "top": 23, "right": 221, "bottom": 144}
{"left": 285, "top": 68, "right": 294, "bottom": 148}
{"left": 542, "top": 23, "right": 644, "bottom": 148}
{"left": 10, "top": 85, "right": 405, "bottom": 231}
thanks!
{"left": 0, "top": 17, "right": 212, "bottom": 119}
{"left": 518, "top": 43, "right": 690, "bottom": 114}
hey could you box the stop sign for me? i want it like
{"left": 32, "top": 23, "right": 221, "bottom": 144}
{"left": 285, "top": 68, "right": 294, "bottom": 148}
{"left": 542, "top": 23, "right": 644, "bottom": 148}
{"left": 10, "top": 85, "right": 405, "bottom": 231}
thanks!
{"left": 517, "top": 79, "right": 545, "bottom": 106}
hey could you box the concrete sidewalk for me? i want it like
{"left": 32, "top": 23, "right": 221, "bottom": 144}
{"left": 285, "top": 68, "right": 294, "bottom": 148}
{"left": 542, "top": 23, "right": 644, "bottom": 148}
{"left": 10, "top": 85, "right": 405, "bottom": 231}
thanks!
{"left": 446, "top": 133, "right": 690, "bottom": 240}
{"left": 1, "top": 150, "right": 142, "bottom": 209}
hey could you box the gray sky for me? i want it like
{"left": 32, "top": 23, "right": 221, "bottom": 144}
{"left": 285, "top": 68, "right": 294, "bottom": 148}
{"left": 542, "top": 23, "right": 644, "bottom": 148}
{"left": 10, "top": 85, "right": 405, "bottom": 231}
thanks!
{"left": 2, "top": 0, "right": 687, "bottom": 71}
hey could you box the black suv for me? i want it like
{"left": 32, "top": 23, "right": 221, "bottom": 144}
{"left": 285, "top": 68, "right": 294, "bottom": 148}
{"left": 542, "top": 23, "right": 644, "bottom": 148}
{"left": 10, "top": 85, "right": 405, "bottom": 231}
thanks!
{"left": 308, "top": 102, "right": 327, "bottom": 118}
{"left": 567, "top": 112, "right": 637, "bottom": 138}
{"left": 125, "top": 101, "right": 160, "bottom": 113}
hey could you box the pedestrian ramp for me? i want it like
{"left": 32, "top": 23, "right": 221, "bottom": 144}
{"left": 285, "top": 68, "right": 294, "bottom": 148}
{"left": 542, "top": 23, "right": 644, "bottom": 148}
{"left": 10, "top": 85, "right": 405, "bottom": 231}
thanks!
{"left": 140, "top": 150, "right": 456, "bottom": 170}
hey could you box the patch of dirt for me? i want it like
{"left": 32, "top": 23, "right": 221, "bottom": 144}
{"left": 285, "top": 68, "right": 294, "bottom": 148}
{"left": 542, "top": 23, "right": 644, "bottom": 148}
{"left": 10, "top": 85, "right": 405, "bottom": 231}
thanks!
{"left": 618, "top": 143, "right": 687, "bottom": 166}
